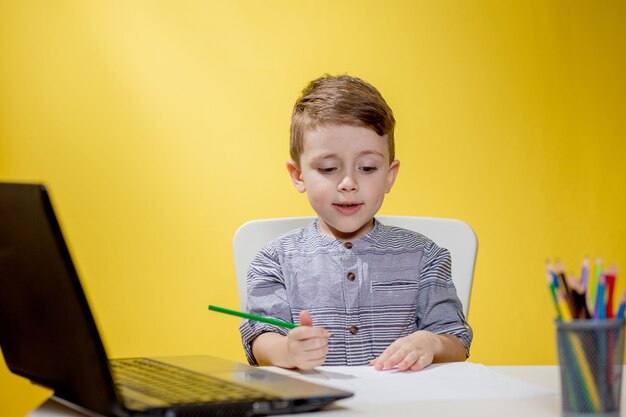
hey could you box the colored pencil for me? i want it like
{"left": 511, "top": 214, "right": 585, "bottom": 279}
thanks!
{"left": 208, "top": 305, "right": 298, "bottom": 329}
{"left": 557, "top": 289, "right": 574, "bottom": 321}
{"left": 587, "top": 258, "right": 603, "bottom": 316}
{"left": 617, "top": 291, "right": 626, "bottom": 320}
{"left": 563, "top": 261, "right": 582, "bottom": 317}
{"left": 594, "top": 275, "right": 607, "bottom": 320}
{"left": 580, "top": 256, "right": 590, "bottom": 292}
{"left": 559, "top": 331, "right": 588, "bottom": 411}
{"left": 605, "top": 265, "right": 617, "bottom": 319}
{"left": 570, "top": 275, "right": 591, "bottom": 319}
{"left": 551, "top": 261, "right": 578, "bottom": 318}
{"left": 547, "top": 272, "right": 561, "bottom": 320}
{"left": 568, "top": 332, "right": 601, "bottom": 411}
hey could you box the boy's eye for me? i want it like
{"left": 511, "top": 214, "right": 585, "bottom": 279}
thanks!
{"left": 318, "top": 167, "right": 337, "bottom": 174}
{"left": 360, "top": 166, "right": 378, "bottom": 173}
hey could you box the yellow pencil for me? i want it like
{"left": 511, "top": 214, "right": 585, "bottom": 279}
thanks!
{"left": 557, "top": 289, "right": 573, "bottom": 321}
{"left": 568, "top": 333, "right": 601, "bottom": 411}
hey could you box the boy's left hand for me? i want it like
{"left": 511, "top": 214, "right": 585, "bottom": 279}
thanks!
{"left": 369, "top": 330, "right": 439, "bottom": 372}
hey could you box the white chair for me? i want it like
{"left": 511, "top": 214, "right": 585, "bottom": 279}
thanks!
{"left": 233, "top": 216, "right": 478, "bottom": 317}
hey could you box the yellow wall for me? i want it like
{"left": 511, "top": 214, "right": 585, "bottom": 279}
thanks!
{"left": 1, "top": 1, "right": 625, "bottom": 415}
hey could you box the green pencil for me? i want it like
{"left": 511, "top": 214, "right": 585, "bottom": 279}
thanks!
{"left": 208, "top": 305, "right": 298, "bottom": 329}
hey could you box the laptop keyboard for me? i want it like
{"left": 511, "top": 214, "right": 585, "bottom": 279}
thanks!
{"left": 111, "top": 358, "right": 273, "bottom": 405}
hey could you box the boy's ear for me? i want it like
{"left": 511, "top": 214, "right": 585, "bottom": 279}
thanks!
{"left": 286, "top": 160, "right": 306, "bottom": 193}
{"left": 385, "top": 160, "right": 400, "bottom": 193}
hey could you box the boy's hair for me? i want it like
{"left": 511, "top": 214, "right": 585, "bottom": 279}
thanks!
{"left": 290, "top": 75, "right": 395, "bottom": 166}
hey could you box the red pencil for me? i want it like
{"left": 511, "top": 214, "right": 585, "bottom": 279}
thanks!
{"left": 605, "top": 264, "right": 617, "bottom": 319}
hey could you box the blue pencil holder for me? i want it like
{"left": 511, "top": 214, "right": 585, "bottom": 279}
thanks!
{"left": 556, "top": 319, "right": 626, "bottom": 417}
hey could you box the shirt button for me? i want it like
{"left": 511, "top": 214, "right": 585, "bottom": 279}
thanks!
{"left": 344, "top": 241, "right": 353, "bottom": 249}
{"left": 349, "top": 325, "right": 359, "bottom": 335}
{"left": 347, "top": 272, "right": 355, "bottom": 281}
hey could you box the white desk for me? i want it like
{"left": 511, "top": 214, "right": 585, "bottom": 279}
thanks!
{"left": 30, "top": 365, "right": 568, "bottom": 417}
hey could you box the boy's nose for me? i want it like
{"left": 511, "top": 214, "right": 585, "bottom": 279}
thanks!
{"left": 338, "top": 175, "right": 358, "bottom": 192}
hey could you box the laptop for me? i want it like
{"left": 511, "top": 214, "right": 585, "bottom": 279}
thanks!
{"left": 0, "top": 182, "right": 352, "bottom": 417}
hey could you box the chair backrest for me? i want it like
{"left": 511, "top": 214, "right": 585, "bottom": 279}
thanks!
{"left": 233, "top": 216, "right": 478, "bottom": 317}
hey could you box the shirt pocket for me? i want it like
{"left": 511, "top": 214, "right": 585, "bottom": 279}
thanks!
{"left": 369, "top": 266, "right": 419, "bottom": 308}
{"left": 371, "top": 280, "right": 419, "bottom": 306}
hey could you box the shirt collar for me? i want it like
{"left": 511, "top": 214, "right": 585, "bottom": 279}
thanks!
{"left": 307, "top": 217, "right": 385, "bottom": 250}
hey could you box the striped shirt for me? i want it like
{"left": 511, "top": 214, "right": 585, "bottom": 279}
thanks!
{"left": 239, "top": 218, "right": 472, "bottom": 366}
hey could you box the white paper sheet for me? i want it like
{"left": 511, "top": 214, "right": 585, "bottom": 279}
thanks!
{"left": 273, "top": 362, "right": 556, "bottom": 403}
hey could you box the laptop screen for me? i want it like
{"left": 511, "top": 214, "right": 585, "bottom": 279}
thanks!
{"left": 0, "top": 183, "right": 119, "bottom": 415}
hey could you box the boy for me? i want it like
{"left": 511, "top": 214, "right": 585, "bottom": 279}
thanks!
{"left": 239, "top": 75, "right": 472, "bottom": 372}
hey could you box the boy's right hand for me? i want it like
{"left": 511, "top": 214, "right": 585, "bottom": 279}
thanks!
{"left": 285, "top": 311, "right": 330, "bottom": 370}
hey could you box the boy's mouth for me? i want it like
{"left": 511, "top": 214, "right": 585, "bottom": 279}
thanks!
{"left": 333, "top": 203, "right": 363, "bottom": 215}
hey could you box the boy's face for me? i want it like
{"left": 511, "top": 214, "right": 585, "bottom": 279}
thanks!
{"left": 287, "top": 124, "right": 400, "bottom": 240}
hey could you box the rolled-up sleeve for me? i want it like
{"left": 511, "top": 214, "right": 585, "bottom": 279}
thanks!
{"left": 238, "top": 243, "right": 292, "bottom": 365}
{"left": 416, "top": 241, "right": 473, "bottom": 357}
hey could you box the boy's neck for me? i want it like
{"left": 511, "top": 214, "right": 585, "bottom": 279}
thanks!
{"left": 318, "top": 218, "right": 375, "bottom": 241}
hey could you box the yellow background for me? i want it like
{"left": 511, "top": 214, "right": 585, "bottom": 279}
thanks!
{"left": 1, "top": 1, "right": 625, "bottom": 415}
